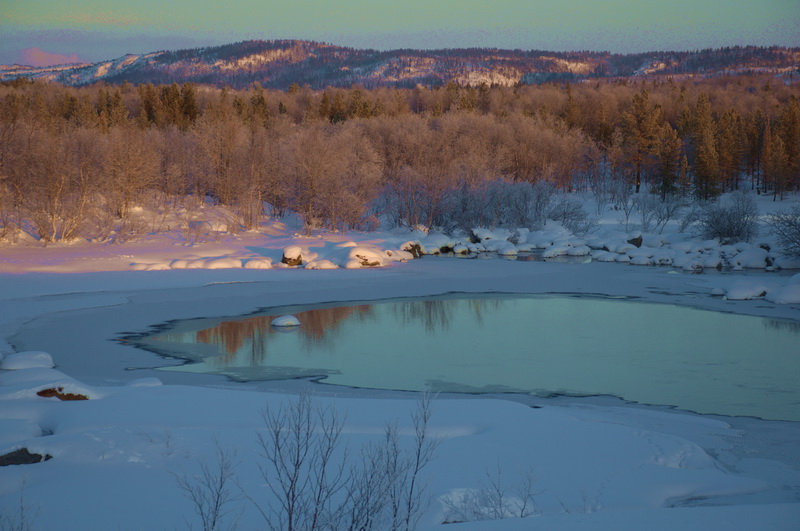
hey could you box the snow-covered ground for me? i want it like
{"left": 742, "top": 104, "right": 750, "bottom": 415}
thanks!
{"left": 1, "top": 193, "right": 799, "bottom": 529}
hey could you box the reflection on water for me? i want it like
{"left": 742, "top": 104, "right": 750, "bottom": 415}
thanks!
{"left": 183, "top": 305, "right": 374, "bottom": 364}
{"left": 135, "top": 295, "right": 800, "bottom": 422}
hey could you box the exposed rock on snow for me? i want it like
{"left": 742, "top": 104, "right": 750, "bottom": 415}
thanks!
{"left": 627, "top": 234, "right": 643, "bottom": 248}
{"left": 36, "top": 386, "right": 89, "bottom": 401}
{"left": 0, "top": 448, "right": 52, "bottom": 466}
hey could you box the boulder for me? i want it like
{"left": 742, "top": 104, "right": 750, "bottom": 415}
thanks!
{"left": 627, "top": 234, "right": 643, "bottom": 248}
{"left": 281, "top": 246, "right": 303, "bottom": 266}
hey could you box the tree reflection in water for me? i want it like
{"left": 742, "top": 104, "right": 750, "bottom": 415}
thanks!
{"left": 391, "top": 298, "right": 505, "bottom": 332}
{"left": 195, "top": 305, "right": 375, "bottom": 364}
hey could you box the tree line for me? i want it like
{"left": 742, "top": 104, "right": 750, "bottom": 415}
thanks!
{"left": 0, "top": 75, "right": 798, "bottom": 242}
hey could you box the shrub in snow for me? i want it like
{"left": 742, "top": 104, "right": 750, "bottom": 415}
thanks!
{"left": 767, "top": 205, "right": 800, "bottom": 257}
{"left": 547, "top": 197, "right": 593, "bottom": 234}
{"left": 636, "top": 193, "right": 686, "bottom": 234}
{"left": 1, "top": 351, "right": 54, "bottom": 370}
{"left": 695, "top": 192, "right": 759, "bottom": 244}
{"left": 436, "top": 179, "right": 554, "bottom": 231}
{"left": 441, "top": 466, "right": 540, "bottom": 523}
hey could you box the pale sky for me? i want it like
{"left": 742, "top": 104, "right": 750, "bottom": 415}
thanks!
{"left": 1, "top": 0, "right": 798, "bottom": 66}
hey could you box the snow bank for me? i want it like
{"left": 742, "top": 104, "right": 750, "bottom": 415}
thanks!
{"left": 0, "top": 355, "right": 790, "bottom": 530}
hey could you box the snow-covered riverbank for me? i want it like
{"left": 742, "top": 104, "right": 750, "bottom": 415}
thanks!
{"left": 1, "top": 246, "right": 799, "bottom": 529}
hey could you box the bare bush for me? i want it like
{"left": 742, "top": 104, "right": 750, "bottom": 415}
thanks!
{"left": 174, "top": 438, "right": 241, "bottom": 531}
{"left": 250, "top": 392, "right": 437, "bottom": 531}
{"left": 636, "top": 193, "right": 686, "bottom": 233}
{"left": 548, "top": 196, "right": 594, "bottom": 234}
{"left": 1, "top": 479, "right": 39, "bottom": 531}
{"left": 439, "top": 179, "right": 554, "bottom": 231}
{"left": 441, "top": 465, "right": 541, "bottom": 524}
{"left": 767, "top": 205, "right": 800, "bottom": 257}
{"left": 695, "top": 191, "right": 759, "bottom": 243}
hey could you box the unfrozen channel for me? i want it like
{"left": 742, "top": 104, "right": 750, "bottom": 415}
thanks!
{"left": 134, "top": 295, "right": 800, "bottom": 421}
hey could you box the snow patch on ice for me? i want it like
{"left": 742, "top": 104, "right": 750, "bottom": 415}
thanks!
{"left": 271, "top": 315, "right": 301, "bottom": 327}
{"left": 0, "top": 351, "right": 54, "bottom": 370}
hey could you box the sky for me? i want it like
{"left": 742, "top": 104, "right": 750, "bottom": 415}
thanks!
{"left": 1, "top": 0, "right": 798, "bottom": 66}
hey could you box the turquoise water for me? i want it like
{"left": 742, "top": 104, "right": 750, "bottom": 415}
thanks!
{"left": 137, "top": 295, "right": 800, "bottom": 421}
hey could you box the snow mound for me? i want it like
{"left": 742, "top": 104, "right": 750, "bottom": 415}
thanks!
{"left": 774, "top": 256, "right": 800, "bottom": 270}
{"left": 542, "top": 245, "right": 569, "bottom": 258}
{"left": 419, "top": 233, "right": 457, "bottom": 254}
{"left": 730, "top": 248, "right": 768, "bottom": 269}
{"left": 305, "top": 259, "right": 339, "bottom": 270}
{"left": 0, "top": 367, "right": 103, "bottom": 400}
{"left": 125, "top": 378, "right": 163, "bottom": 388}
{"left": 483, "top": 239, "right": 518, "bottom": 255}
{"left": 271, "top": 315, "right": 300, "bottom": 327}
{"left": 765, "top": 284, "right": 800, "bottom": 304}
{"left": 347, "top": 247, "right": 387, "bottom": 267}
{"left": 243, "top": 257, "right": 273, "bottom": 269}
{"left": 724, "top": 280, "right": 769, "bottom": 300}
{"left": 566, "top": 245, "right": 591, "bottom": 256}
{"left": 204, "top": 257, "right": 242, "bottom": 269}
{"left": 1, "top": 351, "right": 54, "bottom": 370}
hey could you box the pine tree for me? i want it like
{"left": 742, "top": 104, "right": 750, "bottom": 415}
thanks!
{"left": 690, "top": 93, "right": 721, "bottom": 199}
{"left": 762, "top": 119, "right": 789, "bottom": 200}
{"left": 180, "top": 83, "right": 199, "bottom": 129}
{"left": 319, "top": 91, "right": 331, "bottom": 120}
{"left": 562, "top": 83, "right": 581, "bottom": 129}
{"left": 716, "top": 109, "right": 743, "bottom": 191}
{"left": 249, "top": 85, "right": 270, "bottom": 127}
{"left": 621, "top": 89, "right": 662, "bottom": 193}
{"left": 777, "top": 96, "right": 800, "bottom": 191}
{"left": 655, "top": 124, "right": 682, "bottom": 199}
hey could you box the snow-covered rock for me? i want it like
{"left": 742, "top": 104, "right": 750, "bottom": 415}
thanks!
{"left": 419, "top": 233, "right": 458, "bottom": 254}
{"left": 281, "top": 246, "right": 304, "bottom": 266}
{"left": 566, "top": 245, "right": 591, "bottom": 256}
{"left": 483, "top": 239, "right": 518, "bottom": 255}
{"left": 305, "top": 259, "right": 339, "bottom": 270}
{"left": 774, "top": 256, "right": 800, "bottom": 270}
{"left": 543, "top": 245, "right": 569, "bottom": 258}
{"left": 731, "top": 248, "right": 769, "bottom": 269}
{"left": 725, "top": 280, "right": 769, "bottom": 300}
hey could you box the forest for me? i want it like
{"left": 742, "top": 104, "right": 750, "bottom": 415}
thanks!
{"left": 0, "top": 75, "right": 798, "bottom": 243}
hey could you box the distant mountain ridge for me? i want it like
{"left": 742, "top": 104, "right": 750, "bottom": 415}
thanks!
{"left": 2, "top": 40, "right": 798, "bottom": 89}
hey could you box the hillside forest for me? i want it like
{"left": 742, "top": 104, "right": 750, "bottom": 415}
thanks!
{"left": 0, "top": 75, "right": 798, "bottom": 242}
